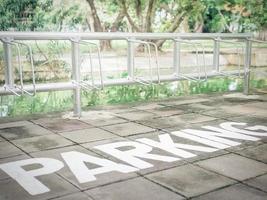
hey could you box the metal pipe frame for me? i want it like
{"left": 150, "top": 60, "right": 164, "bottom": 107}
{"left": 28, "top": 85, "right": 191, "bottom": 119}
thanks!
{"left": 127, "top": 39, "right": 160, "bottom": 85}
{"left": 0, "top": 32, "right": 252, "bottom": 40}
{"left": 72, "top": 40, "right": 104, "bottom": 90}
{"left": 13, "top": 41, "right": 36, "bottom": 96}
{"left": 2, "top": 40, "right": 36, "bottom": 96}
{"left": 71, "top": 38, "right": 81, "bottom": 117}
{"left": 213, "top": 38, "right": 246, "bottom": 78}
{"left": 173, "top": 39, "right": 206, "bottom": 82}
{"left": 0, "top": 32, "right": 258, "bottom": 117}
{"left": 243, "top": 38, "right": 267, "bottom": 94}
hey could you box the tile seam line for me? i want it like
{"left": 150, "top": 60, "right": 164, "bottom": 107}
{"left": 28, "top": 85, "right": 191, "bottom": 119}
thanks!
{"left": 233, "top": 151, "right": 267, "bottom": 164}
{"left": 192, "top": 161, "right": 267, "bottom": 189}
{"left": 46, "top": 191, "right": 95, "bottom": 200}
{"left": 141, "top": 175, "right": 188, "bottom": 199}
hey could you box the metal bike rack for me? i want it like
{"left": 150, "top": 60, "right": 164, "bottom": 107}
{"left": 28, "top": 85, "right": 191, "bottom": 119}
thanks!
{"left": 127, "top": 39, "right": 160, "bottom": 85}
{"left": 1, "top": 39, "right": 36, "bottom": 96}
{"left": 212, "top": 38, "right": 244, "bottom": 78}
{"left": 174, "top": 39, "right": 207, "bottom": 82}
{"left": 0, "top": 32, "right": 255, "bottom": 117}
{"left": 249, "top": 39, "right": 267, "bottom": 44}
{"left": 71, "top": 40, "right": 104, "bottom": 91}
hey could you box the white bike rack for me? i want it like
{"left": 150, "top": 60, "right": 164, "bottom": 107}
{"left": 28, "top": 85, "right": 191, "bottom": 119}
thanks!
{"left": 212, "top": 38, "right": 244, "bottom": 78}
{"left": 127, "top": 39, "right": 160, "bottom": 86}
{"left": 71, "top": 40, "right": 104, "bottom": 91}
{"left": 174, "top": 39, "right": 207, "bottom": 82}
{"left": 0, "top": 32, "right": 256, "bottom": 117}
{"left": 1, "top": 39, "right": 36, "bottom": 96}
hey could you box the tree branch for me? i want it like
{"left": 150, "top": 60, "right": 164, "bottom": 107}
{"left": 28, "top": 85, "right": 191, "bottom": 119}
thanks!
{"left": 145, "top": 0, "right": 156, "bottom": 32}
{"left": 155, "top": 12, "right": 187, "bottom": 49}
{"left": 218, "top": 9, "right": 233, "bottom": 33}
{"left": 111, "top": 11, "right": 125, "bottom": 32}
{"left": 120, "top": 0, "right": 142, "bottom": 32}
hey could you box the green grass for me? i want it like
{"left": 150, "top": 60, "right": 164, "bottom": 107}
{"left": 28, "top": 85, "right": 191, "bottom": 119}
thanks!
{"left": 1, "top": 76, "right": 266, "bottom": 117}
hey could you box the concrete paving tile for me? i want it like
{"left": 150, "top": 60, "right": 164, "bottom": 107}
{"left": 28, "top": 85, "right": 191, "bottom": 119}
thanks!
{"left": 146, "top": 106, "right": 185, "bottom": 117}
{"left": 12, "top": 135, "right": 74, "bottom": 153}
{"left": 201, "top": 96, "right": 261, "bottom": 107}
{"left": 189, "top": 103, "right": 216, "bottom": 110}
{"left": 196, "top": 154, "right": 267, "bottom": 181}
{"left": 81, "top": 117, "right": 127, "bottom": 127}
{"left": 225, "top": 116, "right": 267, "bottom": 143}
{"left": 0, "top": 121, "right": 33, "bottom": 129}
{"left": 0, "top": 154, "right": 30, "bottom": 180}
{"left": 223, "top": 98, "right": 262, "bottom": 105}
{"left": 161, "top": 98, "right": 210, "bottom": 106}
{"left": 70, "top": 111, "right": 128, "bottom": 126}
{"left": 173, "top": 103, "right": 216, "bottom": 114}
{"left": 220, "top": 104, "right": 267, "bottom": 117}
{"left": 186, "top": 151, "right": 229, "bottom": 164}
{"left": 191, "top": 183, "right": 267, "bottom": 200}
{"left": 73, "top": 111, "right": 117, "bottom": 120}
{"left": 31, "top": 145, "right": 138, "bottom": 190}
{"left": 0, "top": 124, "right": 53, "bottom": 140}
{"left": 225, "top": 140, "right": 265, "bottom": 153}
{"left": 244, "top": 174, "right": 267, "bottom": 193}
{"left": 229, "top": 115, "right": 267, "bottom": 125}
{"left": 184, "top": 118, "right": 227, "bottom": 128}
{"left": 88, "top": 104, "right": 135, "bottom": 111}
{"left": 118, "top": 110, "right": 156, "bottom": 121}
{"left": 128, "top": 130, "right": 227, "bottom": 171}
{"left": 86, "top": 177, "right": 184, "bottom": 200}
{"left": 0, "top": 141, "right": 24, "bottom": 159}
{"left": 169, "top": 113, "right": 217, "bottom": 124}
{"left": 223, "top": 93, "right": 265, "bottom": 100}
{"left": 136, "top": 152, "right": 186, "bottom": 175}
{"left": 201, "top": 109, "right": 242, "bottom": 119}
{"left": 0, "top": 174, "right": 79, "bottom": 200}
{"left": 84, "top": 133, "right": 186, "bottom": 175}
{"left": 128, "top": 132, "right": 188, "bottom": 174}
{"left": 246, "top": 102, "right": 267, "bottom": 109}
{"left": 133, "top": 103, "right": 165, "bottom": 110}
{"left": 146, "top": 164, "right": 235, "bottom": 198}
{"left": 59, "top": 128, "right": 118, "bottom": 144}
{"left": 235, "top": 144, "right": 267, "bottom": 164}
{"left": 102, "top": 122, "right": 155, "bottom": 137}
{"left": 81, "top": 137, "right": 129, "bottom": 159}
{"left": 32, "top": 118, "right": 92, "bottom": 133}
{"left": 107, "top": 108, "right": 137, "bottom": 114}
{"left": 138, "top": 116, "right": 187, "bottom": 129}
{"left": 52, "top": 192, "right": 93, "bottom": 200}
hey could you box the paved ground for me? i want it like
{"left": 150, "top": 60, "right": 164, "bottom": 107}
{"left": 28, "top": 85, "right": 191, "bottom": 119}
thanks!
{"left": 0, "top": 92, "right": 267, "bottom": 200}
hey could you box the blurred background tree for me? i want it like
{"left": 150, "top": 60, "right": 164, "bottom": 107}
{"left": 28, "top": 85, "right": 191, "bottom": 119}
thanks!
{"left": 0, "top": 0, "right": 266, "bottom": 45}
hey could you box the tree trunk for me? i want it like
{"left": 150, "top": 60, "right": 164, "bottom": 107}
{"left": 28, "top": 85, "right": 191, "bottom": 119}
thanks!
{"left": 144, "top": 0, "right": 156, "bottom": 32}
{"left": 100, "top": 40, "right": 112, "bottom": 51}
{"left": 86, "top": 0, "right": 114, "bottom": 50}
{"left": 121, "top": 0, "right": 142, "bottom": 32}
{"left": 86, "top": 0, "right": 103, "bottom": 32}
{"left": 111, "top": 11, "right": 125, "bottom": 32}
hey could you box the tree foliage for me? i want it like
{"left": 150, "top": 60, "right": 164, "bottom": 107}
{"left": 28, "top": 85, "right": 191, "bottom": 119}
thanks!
{"left": 0, "top": 0, "right": 52, "bottom": 30}
{"left": 0, "top": 0, "right": 266, "bottom": 41}
{"left": 199, "top": 0, "right": 267, "bottom": 33}
{"left": 0, "top": 0, "right": 86, "bottom": 31}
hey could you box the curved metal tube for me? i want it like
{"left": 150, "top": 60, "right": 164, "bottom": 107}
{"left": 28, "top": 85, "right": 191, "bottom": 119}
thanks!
{"left": 173, "top": 39, "right": 205, "bottom": 82}
{"left": 13, "top": 41, "right": 36, "bottom": 96}
{"left": 213, "top": 38, "right": 245, "bottom": 78}
{"left": 127, "top": 39, "right": 160, "bottom": 85}
{"left": 72, "top": 40, "right": 104, "bottom": 90}
{"left": 2, "top": 40, "right": 36, "bottom": 96}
